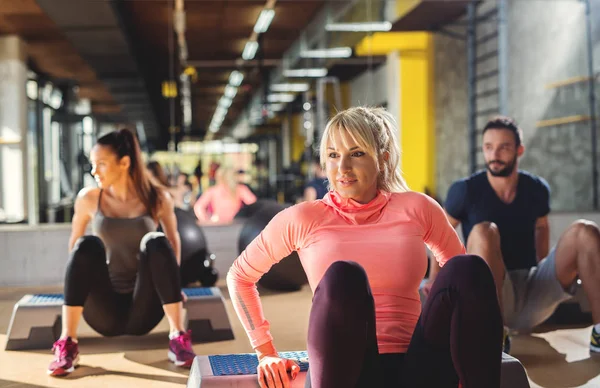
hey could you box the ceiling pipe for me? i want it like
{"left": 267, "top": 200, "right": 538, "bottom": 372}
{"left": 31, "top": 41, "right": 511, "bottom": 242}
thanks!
{"left": 228, "top": 0, "right": 365, "bottom": 139}
{"left": 204, "top": 0, "right": 278, "bottom": 140}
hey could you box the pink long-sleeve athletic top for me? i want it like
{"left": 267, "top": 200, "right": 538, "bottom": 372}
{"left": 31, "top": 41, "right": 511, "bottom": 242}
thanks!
{"left": 227, "top": 190, "right": 465, "bottom": 354}
{"left": 194, "top": 183, "right": 257, "bottom": 223}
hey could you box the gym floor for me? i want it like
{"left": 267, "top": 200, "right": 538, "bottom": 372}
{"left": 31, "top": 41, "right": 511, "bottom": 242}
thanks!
{"left": 0, "top": 282, "right": 598, "bottom": 388}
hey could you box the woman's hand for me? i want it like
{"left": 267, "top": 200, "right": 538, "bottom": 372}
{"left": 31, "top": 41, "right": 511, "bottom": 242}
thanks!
{"left": 257, "top": 355, "right": 300, "bottom": 388}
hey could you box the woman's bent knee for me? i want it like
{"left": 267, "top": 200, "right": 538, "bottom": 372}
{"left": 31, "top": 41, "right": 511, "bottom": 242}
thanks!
{"left": 140, "top": 232, "right": 169, "bottom": 253}
{"left": 317, "top": 261, "right": 370, "bottom": 303}
{"left": 72, "top": 235, "right": 105, "bottom": 257}
{"left": 442, "top": 254, "right": 495, "bottom": 288}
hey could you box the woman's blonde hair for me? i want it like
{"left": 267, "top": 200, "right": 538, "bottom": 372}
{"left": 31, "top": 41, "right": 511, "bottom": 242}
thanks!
{"left": 319, "top": 106, "right": 409, "bottom": 193}
{"left": 215, "top": 165, "right": 238, "bottom": 195}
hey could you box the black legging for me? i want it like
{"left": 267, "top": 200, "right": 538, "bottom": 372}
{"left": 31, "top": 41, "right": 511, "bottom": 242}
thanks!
{"left": 64, "top": 233, "right": 182, "bottom": 336}
{"left": 306, "top": 255, "right": 503, "bottom": 388}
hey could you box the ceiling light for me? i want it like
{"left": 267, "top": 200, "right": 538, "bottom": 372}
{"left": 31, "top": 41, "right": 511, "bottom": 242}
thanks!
{"left": 224, "top": 85, "right": 238, "bottom": 99}
{"left": 300, "top": 47, "right": 352, "bottom": 58}
{"left": 254, "top": 9, "right": 275, "bottom": 33}
{"left": 267, "top": 93, "right": 295, "bottom": 103}
{"left": 242, "top": 41, "right": 259, "bottom": 60}
{"left": 218, "top": 96, "right": 232, "bottom": 108}
{"left": 269, "top": 103, "right": 285, "bottom": 112}
{"left": 270, "top": 83, "right": 310, "bottom": 92}
{"left": 229, "top": 71, "right": 244, "bottom": 87}
{"left": 283, "top": 68, "right": 328, "bottom": 78}
{"left": 325, "top": 22, "right": 392, "bottom": 32}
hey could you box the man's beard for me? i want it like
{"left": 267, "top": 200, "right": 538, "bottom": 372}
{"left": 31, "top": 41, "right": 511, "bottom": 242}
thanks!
{"left": 486, "top": 156, "right": 517, "bottom": 177}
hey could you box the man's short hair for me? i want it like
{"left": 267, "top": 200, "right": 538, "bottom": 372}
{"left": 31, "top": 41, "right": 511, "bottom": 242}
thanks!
{"left": 483, "top": 116, "right": 522, "bottom": 148}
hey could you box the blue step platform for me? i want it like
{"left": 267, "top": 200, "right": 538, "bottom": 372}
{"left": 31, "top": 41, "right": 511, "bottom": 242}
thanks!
{"left": 5, "top": 287, "right": 234, "bottom": 351}
{"left": 187, "top": 351, "right": 530, "bottom": 388}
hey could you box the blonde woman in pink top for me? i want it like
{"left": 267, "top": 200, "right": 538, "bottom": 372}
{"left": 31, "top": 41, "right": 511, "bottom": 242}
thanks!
{"left": 193, "top": 166, "right": 257, "bottom": 224}
{"left": 227, "top": 107, "right": 503, "bottom": 388}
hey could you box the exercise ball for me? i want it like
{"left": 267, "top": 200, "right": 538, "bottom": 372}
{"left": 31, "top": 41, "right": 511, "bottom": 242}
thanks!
{"left": 174, "top": 208, "right": 219, "bottom": 287}
{"left": 234, "top": 199, "right": 271, "bottom": 220}
{"left": 237, "top": 201, "right": 308, "bottom": 291}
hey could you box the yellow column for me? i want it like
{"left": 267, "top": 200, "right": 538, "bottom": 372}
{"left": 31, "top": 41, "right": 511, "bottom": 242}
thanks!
{"left": 355, "top": 32, "right": 436, "bottom": 195}
{"left": 291, "top": 113, "right": 305, "bottom": 163}
{"left": 399, "top": 35, "right": 435, "bottom": 195}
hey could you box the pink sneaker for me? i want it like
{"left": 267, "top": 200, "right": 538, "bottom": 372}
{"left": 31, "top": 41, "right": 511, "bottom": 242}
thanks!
{"left": 168, "top": 330, "right": 196, "bottom": 367}
{"left": 47, "top": 337, "right": 79, "bottom": 376}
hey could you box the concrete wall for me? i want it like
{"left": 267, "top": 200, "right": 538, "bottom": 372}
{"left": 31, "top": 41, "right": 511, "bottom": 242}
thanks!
{"left": 435, "top": 0, "right": 600, "bottom": 211}
{"left": 0, "top": 223, "right": 243, "bottom": 287}
{"left": 350, "top": 61, "right": 389, "bottom": 107}
{"left": 2, "top": 213, "right": 598, "bottom": 286}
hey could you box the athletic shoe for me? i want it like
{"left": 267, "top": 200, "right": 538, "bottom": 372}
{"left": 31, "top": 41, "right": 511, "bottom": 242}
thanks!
{"left": 48, "top": 337, "right": 79, "bottom": 376}
{"left": 591, "top": 326, "right": 600, "bottom": 353}
{"left": 502, "top": 327, "right": 511, "bottom": 354}
{"left": 168, "top": 330, "right": 196, "bottom": 367}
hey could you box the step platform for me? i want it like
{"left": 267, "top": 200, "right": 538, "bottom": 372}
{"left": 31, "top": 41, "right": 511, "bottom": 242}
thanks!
{"left": 187, "top": 351, "right": 309, "bottom": 388}
{"left": 5, "top": 287, "right": 234, "bottom": 351}
{"left": 186, "top": 351, "right": 530, "bottom": 388}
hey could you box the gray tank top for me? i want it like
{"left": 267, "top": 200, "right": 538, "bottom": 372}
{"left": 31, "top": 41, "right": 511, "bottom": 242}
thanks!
{"left": 92, "top": 190, "right": 157, "bottom": 293}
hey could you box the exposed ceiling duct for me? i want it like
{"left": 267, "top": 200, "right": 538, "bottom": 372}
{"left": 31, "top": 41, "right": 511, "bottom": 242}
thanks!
{"left": 35, "top": 0, "right": 161, "bottom": 147}
{"left": 228, "top": 0, "right": 473, "bottom": 140}
{"left": 228, "top": 0, "right": 377, "bottom": 139}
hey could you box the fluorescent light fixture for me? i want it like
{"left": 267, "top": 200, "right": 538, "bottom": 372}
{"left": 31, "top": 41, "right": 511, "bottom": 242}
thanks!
{"left": 300, "top": 47, "right": 352, "bottom": 58}
{"left": 269, "top": 103, "right": 285, "bottom": 111}
{"left": 254, "top": 9, "right": 275, "bottom": 33}
{"left": 224, "top": 85, "right": 238, "bottom": 99}
{"left": 283, "top": 68, "right": 328, "bottom": 78}
{"left": 270, "top": 83, "right": 310, "bottom": 92}
{"left": 325, "top": 22, "right": 392, "bottom": 32}
{"left": 218, "top": 96, "right": 232, "bottom": 108}
{"left": 229, "top": 70, "right": 244, "bottom": 87}
{"left": 267, "top": 93, "right": 295, "bottom": 103}
{"left": 242, "top": 41, "right": 259, "bottom": 60}
{"left": 214, "top": 107, "right": 228, "bottom": 119}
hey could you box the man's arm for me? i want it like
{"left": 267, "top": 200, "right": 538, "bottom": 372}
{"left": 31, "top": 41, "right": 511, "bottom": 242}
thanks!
{"left": 535, "top": 215, "right": 550, "bottom": 261}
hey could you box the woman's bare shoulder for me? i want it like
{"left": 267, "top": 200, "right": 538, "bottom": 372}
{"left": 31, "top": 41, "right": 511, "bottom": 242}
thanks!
{"left": 75, "top": 187, "right": 101, "bottom": 213}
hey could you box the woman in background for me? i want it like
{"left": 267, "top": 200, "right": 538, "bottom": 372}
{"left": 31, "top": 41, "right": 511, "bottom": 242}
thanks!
{"left": 193, "top": 165, "right": 257, "bottom": 224}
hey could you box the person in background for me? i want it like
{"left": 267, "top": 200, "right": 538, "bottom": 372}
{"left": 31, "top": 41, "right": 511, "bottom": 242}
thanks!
{"left": 193, "top": 165, "right": 257, "bottom": 224}
{"left": 303, "top": 157, "right": 328, "bottom": 201}
{"left": 146, "top": 160, "right": 169, "bottom": 187}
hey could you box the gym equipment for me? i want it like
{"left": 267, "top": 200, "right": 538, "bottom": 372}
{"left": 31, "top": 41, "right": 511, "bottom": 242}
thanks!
{"left": 5, "top": 287, "right": 234, "bottom": 351}
{"left": 186, "top": 351, "right": 530, "bottom": 388}
{"left": 234, "top": 199, "right": 270, "bottom": 220}
{"left": 237, "top": 201, "right": 308, "bottom": 291}
{"left": 200, "top": 253, "right": 219, "bottom": 288}
{"left": 174, "top": 208, "right": 220, "bottom": 287}
{"left": 500, "top": 352, "right": 531, "bottom": 388}
{"left": 187, "top": 351, "right": 309, "bottom": 388}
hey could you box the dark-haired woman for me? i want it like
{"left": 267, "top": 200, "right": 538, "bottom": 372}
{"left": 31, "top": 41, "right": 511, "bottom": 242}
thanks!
{"left": 47, "top": 129, "right": 195, "bottom": 377}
